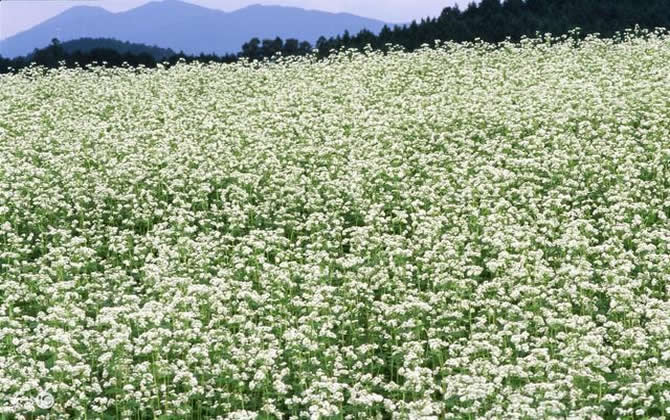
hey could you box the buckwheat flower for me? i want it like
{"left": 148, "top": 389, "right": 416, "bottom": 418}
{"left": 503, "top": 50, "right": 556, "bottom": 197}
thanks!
{"left": 3, "top": 30, "right": 670, "bottom": 419}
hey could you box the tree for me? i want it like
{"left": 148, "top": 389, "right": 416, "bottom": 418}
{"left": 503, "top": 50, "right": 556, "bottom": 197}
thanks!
{"left": 31, "top": 38, "right": 65, "bottom": 67}
{"left": 241, "top": 37, "right": 261, "bottom": 60}
{"left": 298, "top": 41, "right": 312, "bottom": 55}
{"left": 283, "top": 38, "right": 299, "bottom": 55}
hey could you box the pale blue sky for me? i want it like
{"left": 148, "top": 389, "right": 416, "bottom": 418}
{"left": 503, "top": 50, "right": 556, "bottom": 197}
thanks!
{"left": 0, "top": 0, "right": 462, "bottom": 40}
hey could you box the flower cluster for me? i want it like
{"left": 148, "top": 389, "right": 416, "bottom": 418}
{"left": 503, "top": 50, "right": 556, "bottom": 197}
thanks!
{"left": 1, "top": 30, "right": 670, "bottom": 419}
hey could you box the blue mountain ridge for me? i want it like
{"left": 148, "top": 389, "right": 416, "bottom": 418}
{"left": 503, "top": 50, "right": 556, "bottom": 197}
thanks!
{"left": 0, "top": 0, "right": 390, "bottom": 58}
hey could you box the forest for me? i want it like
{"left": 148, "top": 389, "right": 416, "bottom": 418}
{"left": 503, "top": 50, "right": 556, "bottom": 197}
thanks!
{"left": 1, "top": 0, "right": 670, "bottom": 73}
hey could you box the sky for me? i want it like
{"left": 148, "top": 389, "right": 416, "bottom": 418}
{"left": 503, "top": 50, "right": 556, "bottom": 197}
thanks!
{"left": 0, "top": 0, "right": 461, "bottom": 40}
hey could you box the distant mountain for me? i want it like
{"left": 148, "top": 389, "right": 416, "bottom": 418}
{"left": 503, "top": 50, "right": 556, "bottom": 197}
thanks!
{"left": 39, "top": 38, "right": 176, "bottom": 60}
{"left": 0, "top": 0, "right": 389, "bottom": 58}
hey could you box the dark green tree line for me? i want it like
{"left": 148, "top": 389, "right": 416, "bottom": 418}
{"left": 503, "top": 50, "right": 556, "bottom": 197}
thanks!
{"left": 309, "top": 0, "right": 670, "bottom": 56}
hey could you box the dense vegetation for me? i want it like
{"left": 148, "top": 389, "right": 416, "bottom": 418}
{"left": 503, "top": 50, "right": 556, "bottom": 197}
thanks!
{"left": 2, "top": 0, "right": 670, "bottom": 72}
{"left": 0, "top": 38, "right": 238, "bottom": 73}
{"left": 55, "top": 38, "right": 176, "bottom": 60}
{"left": 1, "top": 31, "right": 670, "bottom": 419}
{"left": 312, "top": 0, "right": 670, "bottom": 54}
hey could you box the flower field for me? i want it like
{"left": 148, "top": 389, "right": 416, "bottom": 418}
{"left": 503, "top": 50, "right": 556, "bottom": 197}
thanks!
{"left": 1, "top": 32, "right": 670, "bottom": 419}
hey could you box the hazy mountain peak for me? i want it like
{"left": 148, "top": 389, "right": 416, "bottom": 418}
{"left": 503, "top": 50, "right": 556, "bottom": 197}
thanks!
{"left": 58, "top": 5, "right": 111, "bottom": 17}
{"left": 63, "top": 5, "right": 108, "bottom": 12}
{"left": 0, "top": 1, "right": 388, "bottom": 58}
{"left": 135, "top": 0, "right": 208, "bottom": 9}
